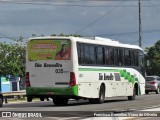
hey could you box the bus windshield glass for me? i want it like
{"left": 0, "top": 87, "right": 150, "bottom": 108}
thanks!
{"left": 28, "top": 39, "right": 71, "bottom": 60}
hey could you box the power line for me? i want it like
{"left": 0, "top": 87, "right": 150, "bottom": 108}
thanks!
{"left": 0, "top": 33, "right": 17, "bottom": 41}
{"left": 148, "top": 0, "right": 160, "bottom": 11}
{"left": 1, "top": 28, "right": 160, "bottom": 40}
{"left": 98, "top": 28, "right": 160, "bottom": 37}
{"left": 0, "top": 33, "right": 29, "bottom": 44}
{"left": 0, "top": 0, "right": 158, "bottom": 2}
{"left": 74, "top": 0, "right": 125, "bottom": 34}
{"left": 0, "top": 36, "right": 29, "bottom": 39}
{"left": 84, "top": 0, "right": 159, "bottom": 2}
{"left": 1, "top": 1, "right": 160, "bottom": 7}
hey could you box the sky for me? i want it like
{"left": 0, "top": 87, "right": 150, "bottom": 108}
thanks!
{"left": 0, "top": 0, "right": 160, "bottom": 49}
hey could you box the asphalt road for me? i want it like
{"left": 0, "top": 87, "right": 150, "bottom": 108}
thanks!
{"left": 0, "top": 93, "right": 160, "bottom": 120}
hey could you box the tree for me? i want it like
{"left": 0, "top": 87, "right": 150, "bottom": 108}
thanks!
{"left": 145, "top": 40, "right": 160, "bottom": 76}
{"left": 0, "top": 40, "right": 26, "bottom": 77}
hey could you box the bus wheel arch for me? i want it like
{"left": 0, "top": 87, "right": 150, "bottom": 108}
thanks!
{"left": 96, "top": 83, "right": 105, "bottom": 104}
{"left": 134, "top": 83, "right": 138, "bottom": 96}
{"left": 89, "top": 83, "right": 105, "bottom": 104}
{"left": 100, "top": 83, "right": 105, "bottom": 97}
{"left": 156, "top": 86, "right": 160, "bottom": 94}
{"left": 128, "top": 83, "right": 138, "bottom": 100}
{"left": 40, "top": 97, "right": 45, "bottom": 101}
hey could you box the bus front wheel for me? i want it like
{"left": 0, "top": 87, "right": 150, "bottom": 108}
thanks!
{"left": 156, "top": 86, "right": 160, "bottom": 94}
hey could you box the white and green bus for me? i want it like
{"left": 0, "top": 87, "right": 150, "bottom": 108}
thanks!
{"left": 26, "top": 36, "right": 145, "bottom": 105}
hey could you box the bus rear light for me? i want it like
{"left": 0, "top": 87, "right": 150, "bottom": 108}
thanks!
{"left": 26, "top": 72, "right": 31, "bottom": 87}
{"left": 69, "top": 72, "right": 76, "bottom": 87}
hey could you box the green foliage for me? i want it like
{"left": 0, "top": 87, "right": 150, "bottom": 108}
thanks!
{"left": 145, "top": 40, "right": 160, "bottom": 76}
{"left": 0, "top": 41, "right": 26, "bottom": 77}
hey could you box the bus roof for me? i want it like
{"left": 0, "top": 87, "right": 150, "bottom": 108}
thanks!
{"left": 29, "top": 36, "right": 143, "bottom": 51}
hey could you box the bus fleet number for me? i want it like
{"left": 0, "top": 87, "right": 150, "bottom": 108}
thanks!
{"left": 55, "top": 69, "right": 63, "bottom": 73}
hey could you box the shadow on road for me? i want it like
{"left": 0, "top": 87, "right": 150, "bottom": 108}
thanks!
{"left": 2, "top": 97, "right": 130, "bottom": 108}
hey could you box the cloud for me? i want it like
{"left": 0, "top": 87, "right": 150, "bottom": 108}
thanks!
{"left": 0, "top": 0, "right": 160, "bottom": 49}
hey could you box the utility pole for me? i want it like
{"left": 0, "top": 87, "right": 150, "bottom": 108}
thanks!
{"left": 138, "top": 0, "right": 142, "bottom": 47}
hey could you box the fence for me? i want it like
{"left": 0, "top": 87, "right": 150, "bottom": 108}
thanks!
{"left": 2, "top": 90, "right": 26, "bottom": 103}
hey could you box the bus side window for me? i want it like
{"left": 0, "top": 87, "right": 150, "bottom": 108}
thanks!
{"left": 105, "top": 47, "right": 109, "bottom": 65}
{"left": 114, "top": 48, "right": 119, "bottom": 66}
{"left": 131, "top": 50, "right": 134, "bottom": 66}
{"left": 124, "top": 49, "right": 132, "bottom": 66}
{"left": 97, "top": 46, "right": 104, "bottom": 65}
{"left": 119, "top": 49, "right": 124, "bottom": 66}
{"left": 77, "top": 43, "right": 81, "bottom": 64}
{"left": 139, "top": 50, "right": 145, "bottom": 76}
{"left": 108, "top": 48, "right": 114, "bottom": 65}
{"left": 128, "top": 50, "right": 131, "bottom": 66}
{"left": 90, "top": 45, "right": 96, "bottom": 65}
{"left": 131, "top": 50, "right": 139, "bottom": 66}
{"left": 77, "top": 43, "right": 84, "bottom": 65}
{"left": 84, "top": 44, "right": 90, "bottom": 65}
{"left": 135, "top": 51, "right": 139, "bottom": 66}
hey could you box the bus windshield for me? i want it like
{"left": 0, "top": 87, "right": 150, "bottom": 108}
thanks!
{"left": 28, "top": 39, "right": 71, "bottom": 60}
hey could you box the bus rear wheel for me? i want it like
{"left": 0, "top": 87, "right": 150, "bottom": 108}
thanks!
{"left": 128, "top": 86, "right": 136, "bottom": 100}
{"left": 40, "top": 97, "right": 45, "bottom": 101}
{"left": 53, "top": 98, "right": 68, "bottom": 106}
{"left": 156, "top": 86, "right": 160, "bottom": 94}
{"left": 89, "top": 85, "right": 105, "bottom": 104}
{"left": 97, "top": 85, "right": 105, "bottom": 104}
{"left": 27, "top": 96, "right": 33, "bottom": 102}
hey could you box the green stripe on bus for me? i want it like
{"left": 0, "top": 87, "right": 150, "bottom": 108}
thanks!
{"left": 79, "top": 68, "right": 119, "bottom": 72}
{"left": 26, "top": 84, "right": 78, "bottom": 96}
{"left": 119, "top": 69, "right": 139, "bottom": 84}
{"left": 79, "top": 68, "right": 138, "bottom": 83}
{"left": 119, "top": 69, "right": 141, "bottom": 95}
{"left": 78, "top": 67, "right": 141, "bottom": 95}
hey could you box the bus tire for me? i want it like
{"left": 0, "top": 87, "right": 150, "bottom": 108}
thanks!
{"left": 40, "top": 97, "right": 45, "bottom": 101}
{"left": 89, "top": 99, "right": 96, "bottom": 104}
{"left": 156, "top": 86, "right": 160, "bottom": 94}
{"left": 97, "top": 85, "right": 105, "bottom": 104}
{"left": 27, "top": 96, "right": 33, "bottom": 102}
{"left": 53, "top": 98, "right": 68, "bottom": 106}
{"left": 145, "top": 91, "right": 149, "bottom": 94}
{"left": 128, "top": 86, "right": 136, "bottom": 100}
